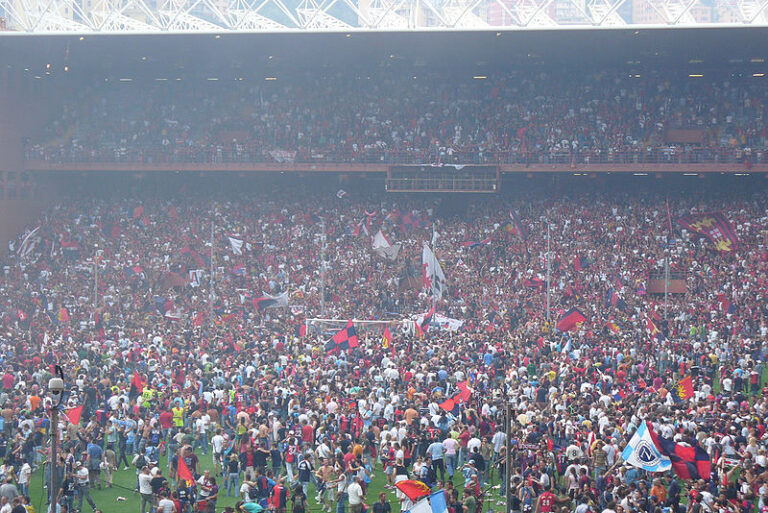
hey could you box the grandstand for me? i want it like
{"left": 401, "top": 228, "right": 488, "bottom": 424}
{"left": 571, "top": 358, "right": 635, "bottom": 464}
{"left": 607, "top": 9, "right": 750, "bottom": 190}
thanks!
{"left": 0, "top": 13, "right": 767, "bottom": 250}
{"left": 0, "top": 10, "right": 768, "bottom": 513}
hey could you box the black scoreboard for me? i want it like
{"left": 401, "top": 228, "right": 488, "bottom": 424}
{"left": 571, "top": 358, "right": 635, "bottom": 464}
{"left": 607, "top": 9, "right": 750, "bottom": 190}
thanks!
{"left": 385, "top": 165, "right": 499, "bottom": 193}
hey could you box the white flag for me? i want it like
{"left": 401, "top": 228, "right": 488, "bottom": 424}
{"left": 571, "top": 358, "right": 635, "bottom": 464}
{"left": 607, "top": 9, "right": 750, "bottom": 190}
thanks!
{"left": 189, "top": 269, "right": 203, "bottom": 288}
{"left": 255, "top": 291, "right": 290, "bottom": 309}
{"left": 422, "top": 244, "right": 447, "bottom": 299}
{"left": 228, "top": 236, "right": 244, "bottom": 255}
{"left": 621, "top": 421, "right": 671, "bottom": 473}
{"left": 408, "top": 498, "right": 432, "bottom": 513}
{"left": 372, "top": 230, "right": 401, "bottom": 261}
{"left": 434, "top": 313, "right": 464, "bottom": 332}
{"left": 18, "top": 226, "right": 40, "bottom": 259}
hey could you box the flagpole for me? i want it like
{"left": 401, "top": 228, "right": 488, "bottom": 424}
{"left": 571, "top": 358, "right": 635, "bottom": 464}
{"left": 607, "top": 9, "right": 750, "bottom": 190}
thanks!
{"left": 505, "top": 390, "right": 512, "bottom": 513}
{"left": 320, "top": 220, "right": 326, "bottom": 317}
{"left": 546, "top": 222, "right": 551, "bottom": 326}
{"left": 665, "top": 195, "right": 672, "bottom": 320}
{"left": 664, "top": 244, "right": 670, "bottom": 320}
{"left": 93, "top": 244, "right": 99, "bottom": 310}
{"left": 210, "top": 217, "right": 215, "bottom": 328}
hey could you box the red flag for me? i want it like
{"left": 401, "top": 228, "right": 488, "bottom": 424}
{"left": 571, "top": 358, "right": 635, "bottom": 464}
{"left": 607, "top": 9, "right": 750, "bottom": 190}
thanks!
{"left": 57, "top": 308, "right": 70, "bottom": 323}
{"left": 331, "top": 320, "right": 359, "bottom": 349}
{"left": 192, "top": 312, "right": 204, "bottom": 327}
{"left": 131, "top": 371, "right": 144, "bottom": 394}
{"left": 439, "top": 397, "right": 456, "bottom": 412}
{"left": 456, "top": 381, "right": 472, "bottom": 402}
{"left": 394, "top": 480, "right": 431, "bottom": 501}
{"left": 675, "top": 375, "right": 695, "bottom": 400}
{"left": 64, "top": 405, "right": 83, "bottom": 425}
{"left": 678, "top": 212, "right": 738, "bottom": 252}
{"left": 169, "top": 206, "right": 178, "bottom": 219}
{"left": 556, "top": 308, "right": 587, "bottom": 332}
{"left": 133, "top": 205, "right": 144, "bottom": 220}
{"left": 382, "top": 326, "right": 392, "bottom": 349}
{"left": 177, "top": 456, "right": 195, "bottom": 485}
{"left": 648, "top": 422, "right": 711, "bottom": 480}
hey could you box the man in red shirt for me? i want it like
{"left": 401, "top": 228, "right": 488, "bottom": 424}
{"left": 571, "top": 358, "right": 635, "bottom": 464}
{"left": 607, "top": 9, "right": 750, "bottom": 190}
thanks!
{"left": 2, "top": 371, "right": 14, "bottom": 391}
{"left": 300, "top": 420, "right": 314, "bottom": 447}
{"left": 159, "top": 410, "right": 173, "bottom": 439}
{"left": 536, "top": 485, "right": 565, "bottom": 513}
{"left": 270, "top": 477, "right": 288, "bottom": 513}
{"left": 458, "top": 426, "right": 471, "bottom": 466}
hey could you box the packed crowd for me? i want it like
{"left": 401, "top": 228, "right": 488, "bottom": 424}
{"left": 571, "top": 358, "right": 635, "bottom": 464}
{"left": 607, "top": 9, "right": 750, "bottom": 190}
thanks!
{"left": 0, "top": 177, "right": 767, "bottom": 513}
{"left": 24, "top": 71, "right": 768, "bottom": 166}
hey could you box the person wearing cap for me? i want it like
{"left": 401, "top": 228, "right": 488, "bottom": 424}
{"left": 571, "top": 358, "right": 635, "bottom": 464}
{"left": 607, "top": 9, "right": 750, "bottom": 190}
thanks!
{"left": 138, "top": 465, "right": 154, "bottom": 513}
{"left": 75, "top": 460, "right": 97, "bottom": 512}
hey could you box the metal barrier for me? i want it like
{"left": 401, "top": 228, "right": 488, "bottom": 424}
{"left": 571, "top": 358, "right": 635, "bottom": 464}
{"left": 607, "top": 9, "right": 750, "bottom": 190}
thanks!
{"left": 24, "top": 146, "right": 766, "bottom": 166}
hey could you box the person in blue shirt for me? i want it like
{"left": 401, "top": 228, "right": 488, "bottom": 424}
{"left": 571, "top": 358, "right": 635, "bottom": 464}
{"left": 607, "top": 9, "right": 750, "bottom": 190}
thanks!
{"left": 427, "top": 439, "right": 445, "bottom": 481}
{"left": 235, "top": 500, "right": 264, "bottom": 513}
{"left": 86, "top": 439, "right": 104, "bottom": 489}
{"left": 624, "top": 466, "right": 640, "bottom": 486}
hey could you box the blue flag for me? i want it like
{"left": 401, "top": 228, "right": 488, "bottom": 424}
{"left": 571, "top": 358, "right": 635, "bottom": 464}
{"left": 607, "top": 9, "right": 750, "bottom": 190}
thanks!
{"left": 621, "top": 421, "right": 671, "bottom": 473}
{"left": 430, "top": 490, "right": 448, "bottom": 513}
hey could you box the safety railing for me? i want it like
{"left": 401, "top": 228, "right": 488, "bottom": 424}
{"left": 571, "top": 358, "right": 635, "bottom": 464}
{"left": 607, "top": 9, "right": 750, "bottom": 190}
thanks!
{"left": 24, "top": 146, "right": 767, "bottom": 166}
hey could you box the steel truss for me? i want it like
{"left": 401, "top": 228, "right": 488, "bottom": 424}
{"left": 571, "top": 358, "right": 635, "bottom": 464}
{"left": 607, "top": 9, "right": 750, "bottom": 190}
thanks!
{"left": 1, "top": 0, "right": 767, "bottom": 32}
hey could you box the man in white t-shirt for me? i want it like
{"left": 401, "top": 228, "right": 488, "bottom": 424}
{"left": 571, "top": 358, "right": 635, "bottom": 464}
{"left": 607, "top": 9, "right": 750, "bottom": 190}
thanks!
{"left": 194, "top": 415, "right": 210, "bottom": 455}
{"left": 347, "top": 476, "right": 365, "bottom": 513}
{"left": 17, "top": 462, "right": 31, "bottom": 497}
{"left": 138, "top": 466, "right": 154, "bottom": 513}
{"left": 75, "top": 461, "right": 97, "bottom": 512}
{"left": 211, "top": 429, "right": 226, "bottom": 474}
{"left": 603, "top": 439, "right": 617, "bottom": 466}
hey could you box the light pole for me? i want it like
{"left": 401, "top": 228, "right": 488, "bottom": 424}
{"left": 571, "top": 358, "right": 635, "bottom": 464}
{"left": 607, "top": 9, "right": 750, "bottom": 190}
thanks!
{"left": 505, "top": 393, "right": 512, "bottom": 513}
{"left": 209, "top": 217, "right": 215, "bottom": 328}
{"left": 545, "top": 222, "right": 551, "bottom": 325}
{"left": 319, "top": 221, "right": 326, "bottom": 317}
{"left": 663, "top": 244, "right": 670, "bottom": 319}
{"left": 93, "top": 244, "right": 99, "bottom": 309}
{"left": 48, "top": 366, "right": 65, "bottom": 512}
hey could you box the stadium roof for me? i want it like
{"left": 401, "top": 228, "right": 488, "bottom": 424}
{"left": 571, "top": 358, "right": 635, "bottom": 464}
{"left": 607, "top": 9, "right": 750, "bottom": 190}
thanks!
{"left": 2, "top": 0, "right": 768, "bottom": 34}
{"left": 3, "top": 26, "right": 768, "bottom": 76}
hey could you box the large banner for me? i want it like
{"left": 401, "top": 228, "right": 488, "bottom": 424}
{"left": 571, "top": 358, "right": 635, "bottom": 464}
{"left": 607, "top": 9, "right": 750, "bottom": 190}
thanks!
{"left": 678, "top": 212, "right": 738, "bottom": 252}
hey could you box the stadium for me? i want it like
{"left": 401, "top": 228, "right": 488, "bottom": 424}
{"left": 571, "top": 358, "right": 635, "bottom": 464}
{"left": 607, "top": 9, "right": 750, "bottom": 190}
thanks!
{"left": 0, "top": 2, "right": 767, "bottom": 513}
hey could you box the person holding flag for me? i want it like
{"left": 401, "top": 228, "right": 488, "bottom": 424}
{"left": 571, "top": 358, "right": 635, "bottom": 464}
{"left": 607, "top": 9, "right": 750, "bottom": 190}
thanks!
{"left": 621, "top": 421, "right": 671, "bottom": 474}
